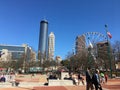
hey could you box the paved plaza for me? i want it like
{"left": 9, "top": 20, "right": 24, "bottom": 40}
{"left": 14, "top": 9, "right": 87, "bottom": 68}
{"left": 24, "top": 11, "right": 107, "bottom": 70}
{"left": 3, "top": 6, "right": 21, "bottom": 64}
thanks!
{"left": 0, "top": 74, "right": 120, "bottom": 90}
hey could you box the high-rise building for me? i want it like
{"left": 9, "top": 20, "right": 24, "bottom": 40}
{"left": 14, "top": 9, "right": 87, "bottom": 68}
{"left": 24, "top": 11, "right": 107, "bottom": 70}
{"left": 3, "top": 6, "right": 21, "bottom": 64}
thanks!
{"left": 48, "top": 32, "right": 55, "bottom": 60}
{"left": 75, "top": 35, "right": 86, "bottom": 54}
{"left": 38, "top": 20, "right": 48, "bottom": 63}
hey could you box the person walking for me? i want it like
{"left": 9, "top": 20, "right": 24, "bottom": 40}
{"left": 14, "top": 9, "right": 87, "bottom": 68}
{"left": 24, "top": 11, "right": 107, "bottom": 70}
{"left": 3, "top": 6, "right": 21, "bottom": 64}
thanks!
{"left": 100, "top": 72, "right": 105, "bottom": 84}
{"left": 92, "top": 69, "right": 102, "bottom": 90}
{"left": 104, "top": 72, "right": 108, "bottom": 83}
{"left": 86, "top": 67, "right": 94, "bottom": 90}
{"left": 78, "top": 73, "right": 85, "bottom": 85}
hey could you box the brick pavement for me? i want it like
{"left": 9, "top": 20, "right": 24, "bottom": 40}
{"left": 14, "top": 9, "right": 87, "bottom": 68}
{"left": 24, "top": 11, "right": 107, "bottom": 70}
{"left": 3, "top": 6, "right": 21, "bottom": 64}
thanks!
{"left": 102, "top": 78, "right": 120, "bottom": 90}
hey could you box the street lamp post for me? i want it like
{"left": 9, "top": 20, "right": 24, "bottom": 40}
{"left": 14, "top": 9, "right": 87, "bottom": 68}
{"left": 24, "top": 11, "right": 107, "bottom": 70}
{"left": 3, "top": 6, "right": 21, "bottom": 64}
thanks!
{"left": 105, "top": 24, "right": 112, "bottom": 78}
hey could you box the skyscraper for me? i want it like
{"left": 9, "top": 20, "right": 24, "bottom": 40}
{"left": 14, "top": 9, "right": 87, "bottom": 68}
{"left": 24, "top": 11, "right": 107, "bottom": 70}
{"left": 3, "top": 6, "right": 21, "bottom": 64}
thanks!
{"left": 38, "top": 20, "right": 48, "bottom": 63}
{"left": 48, "top": 32, "right": 55, "bottom": 60}
{"left": 75, "top": 35, "right": 86, "bottom": 54}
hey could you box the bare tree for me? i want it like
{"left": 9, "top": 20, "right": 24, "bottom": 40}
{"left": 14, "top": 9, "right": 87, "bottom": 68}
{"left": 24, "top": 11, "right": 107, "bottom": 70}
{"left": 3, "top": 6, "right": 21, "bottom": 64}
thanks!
{"left": 112, "top": 41, "right": 120, "bottom": 70}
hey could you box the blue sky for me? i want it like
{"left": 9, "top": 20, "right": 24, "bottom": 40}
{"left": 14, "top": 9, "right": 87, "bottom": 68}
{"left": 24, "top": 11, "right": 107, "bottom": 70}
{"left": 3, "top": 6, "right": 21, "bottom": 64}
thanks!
{"left": 0, "top": 0, "right": 120, "bottom": 59}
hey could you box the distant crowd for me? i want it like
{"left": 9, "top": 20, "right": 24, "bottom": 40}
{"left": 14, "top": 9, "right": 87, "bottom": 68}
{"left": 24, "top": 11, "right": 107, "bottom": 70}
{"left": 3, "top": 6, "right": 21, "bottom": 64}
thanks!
{"left": 0, "top": 72, "right": 15, "bottom": 82}
{"left": 47, "top": 68, "right": 108, "bottom": 90}
{"left": 0, "top": 68, "right": 108, "bottom": 89}
{"left": 0, "top": 71, "right": 19, "bottom": 86}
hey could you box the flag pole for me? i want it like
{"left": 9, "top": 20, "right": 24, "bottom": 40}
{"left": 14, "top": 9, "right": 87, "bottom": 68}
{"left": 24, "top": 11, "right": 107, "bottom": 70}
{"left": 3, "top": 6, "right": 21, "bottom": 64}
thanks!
{"left": 105, "top": 24, "right": 109, "bottom": 42}
{"left": 105, "top": 24, "right": 112, "bottom": 78}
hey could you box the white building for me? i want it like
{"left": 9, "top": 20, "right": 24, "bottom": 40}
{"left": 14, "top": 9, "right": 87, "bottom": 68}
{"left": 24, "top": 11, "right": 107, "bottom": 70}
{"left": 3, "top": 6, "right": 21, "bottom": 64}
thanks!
{"left": 55, "top": 56, "right": 62, "bottom": 64}
{"left": 0, "top": 49, "right": 12, "bottom": 61}
{"left": 48, "top": 32, "right": 55, "bottom": 60}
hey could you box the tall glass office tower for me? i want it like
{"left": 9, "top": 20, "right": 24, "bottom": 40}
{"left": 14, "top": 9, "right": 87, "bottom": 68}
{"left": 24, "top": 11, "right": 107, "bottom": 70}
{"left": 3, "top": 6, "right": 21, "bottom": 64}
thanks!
{"left": 38, "top": 20, "right": 48, "bottom": 64}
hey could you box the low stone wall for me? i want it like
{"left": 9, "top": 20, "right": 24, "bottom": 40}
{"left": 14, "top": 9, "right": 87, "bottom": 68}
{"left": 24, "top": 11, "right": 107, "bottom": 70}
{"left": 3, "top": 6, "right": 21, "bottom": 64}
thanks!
{"left": 48, "top": 80, "right": 73, "bottom": 86}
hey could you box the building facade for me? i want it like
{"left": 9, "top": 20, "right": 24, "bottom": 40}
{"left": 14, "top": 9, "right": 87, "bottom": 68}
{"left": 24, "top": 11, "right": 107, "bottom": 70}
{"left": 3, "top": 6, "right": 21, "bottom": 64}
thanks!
{"left": 75, "top": 35, "right": 86, "bottom": 55}
{"left": 48, "top": 32, "right": 55, "bottom": 60}
{"left": 38, "top": 20, "right": 48, "bottom": 63}
{"left": 97, "top": 41, "right": 110, "bottom": 58}
{"left": 55, "top": 56, "right": 62, "bottom": 64}
{"left": 0, "top": 44, "right": 35, "bottom": 62}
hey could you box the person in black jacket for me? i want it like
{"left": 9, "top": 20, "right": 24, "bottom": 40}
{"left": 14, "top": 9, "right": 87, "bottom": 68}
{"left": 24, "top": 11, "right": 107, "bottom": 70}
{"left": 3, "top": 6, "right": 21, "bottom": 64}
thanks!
{"left": 86, "top": 67, "right": 94, "bottom": 90}
{"left": 92, "top": 69, "right": 102, "bottom": 90}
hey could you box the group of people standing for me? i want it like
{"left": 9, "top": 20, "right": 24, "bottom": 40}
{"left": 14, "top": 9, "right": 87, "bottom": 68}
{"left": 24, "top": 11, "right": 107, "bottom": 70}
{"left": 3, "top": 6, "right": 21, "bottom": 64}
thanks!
{"left": 62, "top": 73, "right": 85, "bottom": 86}
{"left": 71, "top": 73, "right": 85, "bottom": 85}
{"left": 86, "top": 67, "right": 108, "bottom": 90}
